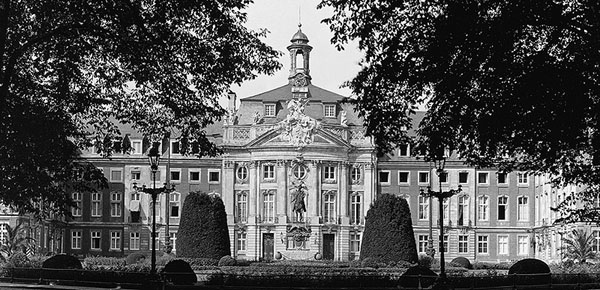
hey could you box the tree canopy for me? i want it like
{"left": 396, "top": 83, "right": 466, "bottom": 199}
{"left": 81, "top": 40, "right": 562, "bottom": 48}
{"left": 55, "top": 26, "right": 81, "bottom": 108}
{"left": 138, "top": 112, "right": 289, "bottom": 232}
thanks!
{"left": 320, "top": 0, "right": 600, "bottom": 222}
{"left": 0, "top": 1, "right": 280, "bottom": 217}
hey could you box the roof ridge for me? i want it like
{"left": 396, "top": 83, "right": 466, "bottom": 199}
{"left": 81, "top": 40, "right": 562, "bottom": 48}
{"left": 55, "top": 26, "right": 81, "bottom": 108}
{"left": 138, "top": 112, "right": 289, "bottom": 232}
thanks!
{"left": 242, "top": 83, "right": 290, "bottom": 100}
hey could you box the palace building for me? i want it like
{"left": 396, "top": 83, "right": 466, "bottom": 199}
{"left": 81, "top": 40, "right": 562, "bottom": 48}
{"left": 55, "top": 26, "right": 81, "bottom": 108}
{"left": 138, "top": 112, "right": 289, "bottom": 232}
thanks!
{"left": 8, "top": 25, "right": 591, "bottom": 263}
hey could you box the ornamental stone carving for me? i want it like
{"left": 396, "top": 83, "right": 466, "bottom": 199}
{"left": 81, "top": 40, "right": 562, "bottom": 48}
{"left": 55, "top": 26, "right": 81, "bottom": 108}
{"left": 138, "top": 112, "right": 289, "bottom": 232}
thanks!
{"left": 279, "top": 98, "right": 320, "bottom": 148}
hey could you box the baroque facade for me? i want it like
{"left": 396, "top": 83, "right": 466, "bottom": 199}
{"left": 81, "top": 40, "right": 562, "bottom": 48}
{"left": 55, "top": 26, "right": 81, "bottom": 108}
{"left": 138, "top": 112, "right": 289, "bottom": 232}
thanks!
{"left": 6, "top": 25, "right": 594, "bottom": 263}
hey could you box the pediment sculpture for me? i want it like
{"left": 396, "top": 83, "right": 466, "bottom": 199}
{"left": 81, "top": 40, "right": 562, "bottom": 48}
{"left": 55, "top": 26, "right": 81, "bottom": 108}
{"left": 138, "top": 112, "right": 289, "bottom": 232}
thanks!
{"left": 279, "top": 98, "right": 319, "bottom": 148}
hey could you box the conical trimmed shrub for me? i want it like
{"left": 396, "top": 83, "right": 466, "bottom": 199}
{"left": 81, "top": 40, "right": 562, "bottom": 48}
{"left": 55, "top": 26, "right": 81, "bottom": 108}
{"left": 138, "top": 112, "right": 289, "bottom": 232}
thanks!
{"left": 177, "top": 191, "right": 230, "bottom": 259}
{"left": 360, "top": 193, "right": 418, "bottom": 263}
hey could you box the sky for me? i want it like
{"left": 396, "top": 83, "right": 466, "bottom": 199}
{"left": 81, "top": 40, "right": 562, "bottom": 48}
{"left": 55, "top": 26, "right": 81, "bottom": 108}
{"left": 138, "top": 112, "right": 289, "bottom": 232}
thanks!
{"left": 226, "top": 0, "right": 363, "bottom": 105}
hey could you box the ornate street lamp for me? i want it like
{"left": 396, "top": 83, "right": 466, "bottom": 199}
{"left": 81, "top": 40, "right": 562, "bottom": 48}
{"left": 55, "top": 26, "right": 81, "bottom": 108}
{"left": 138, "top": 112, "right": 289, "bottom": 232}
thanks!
{"left": 420, "top": 155, "right": 462, "bottom": 280}
{"left": 133, "top": 144, "right": 175, "bottom": 275}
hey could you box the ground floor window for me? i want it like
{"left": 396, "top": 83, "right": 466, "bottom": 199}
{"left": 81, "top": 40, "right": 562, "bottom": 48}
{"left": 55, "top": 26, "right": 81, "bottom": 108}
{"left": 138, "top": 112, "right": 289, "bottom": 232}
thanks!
{"left": 418, "top": 235, "right": 429, "bottom": 253}
{"left": 458, "top": 235, "right": 469, "bottom": 253}
{"left": 350, "top": 233, "right": 361, "bottom": 256}
{"left": 130, "top": 232, "right": 140, "bottom": 250}
{"left": 236, "top": 232, "right": 247, "bottom": 252}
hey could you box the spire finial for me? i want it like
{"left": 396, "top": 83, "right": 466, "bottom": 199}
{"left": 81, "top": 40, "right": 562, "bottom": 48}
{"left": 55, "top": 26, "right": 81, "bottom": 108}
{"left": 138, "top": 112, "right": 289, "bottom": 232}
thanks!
{"left": 298, "top": 3, "right": 302, "bottom": 28}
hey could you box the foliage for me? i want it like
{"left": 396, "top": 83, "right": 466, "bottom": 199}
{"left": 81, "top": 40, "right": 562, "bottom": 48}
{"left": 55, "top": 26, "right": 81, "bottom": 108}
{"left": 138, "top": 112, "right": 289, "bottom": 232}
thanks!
{"left": 125, "top": 252, "right": 146, "bottom": 265}
{"left": 418, "top": 254, "right": 434, "bottom": 269}
{"left": 559, "top": 228, "right": 597, "bottom": 263}
{"left": 320, "top": 0, "right": 600, "bottom": 221}
{"left": 157, "top": 252, "right": 175, "bottom": 266}
{"left": 509, "top": 258, "right": 551, "bottom": 286}
{"left": 399, "top": 265, "right": 437, "bottom": 289}
{"left": 177, "top": 191, "right": 230, "bottom": 259}
{"left": 218, "top": 255, "right": 237, "bottom": 267}
{"left": 450, "top": 257, "right": 473, "bottom": 269}
{"left": 472, "top": 261, "right": 513, "bottom": 270}
{"left": 42, "top": 254, "right": 82, "bottom": 269}
{"left": 180, "top": 257, "right": 219, "bottom": 268}
{"left": 0, "top": 221, "right": 35, "bottom": 262}
{"left": 7, "top": 252, "right": 29, "bottom": 268}
{"left": 360, "top": 194, "right": 418, "bottom": 263}
{"left": 162, "top": 259, "right": 197, "bottom": 285}
{"left": 83, "top": 256, "right": 126, "bottom": 269}
{"left": 0, "top": 0, "right": 280, "bottom": 218}
{"left": 28, "top": 255, "right": 48, "bottom": 268}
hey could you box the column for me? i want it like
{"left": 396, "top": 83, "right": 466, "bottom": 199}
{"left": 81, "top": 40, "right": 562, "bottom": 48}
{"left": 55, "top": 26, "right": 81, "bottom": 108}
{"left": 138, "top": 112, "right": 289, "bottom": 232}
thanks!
{"left": 249, "top": 161, "right": 257, "bottom": 220}
{"left": 222, "top": 160, "right": 235, "bottom": 225}
{"left": 363, "top": 162, "right": 374, "bottom": 220}
{"left": 340, "top": 162, "right": 348, "bottom": 218}
{"left": 276, "top": 160, "right": 287, "bottom": 223}
{"left": 310, "top": 160, "right": 319, "bottom": 221}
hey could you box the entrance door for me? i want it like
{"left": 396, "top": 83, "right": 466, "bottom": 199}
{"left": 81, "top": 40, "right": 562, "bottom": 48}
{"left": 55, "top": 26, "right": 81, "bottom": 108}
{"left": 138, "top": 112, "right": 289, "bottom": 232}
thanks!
{"left": 323, "top": 234, "right": 335, "bottom": 260}
{"left": 262, "top": 233, "right": 274, "bottom": 261}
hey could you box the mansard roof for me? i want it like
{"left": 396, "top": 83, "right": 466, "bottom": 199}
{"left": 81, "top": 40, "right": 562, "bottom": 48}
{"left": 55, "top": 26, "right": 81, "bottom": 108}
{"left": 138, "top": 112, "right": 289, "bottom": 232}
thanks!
{"left": 242, "top": 83, "right": 344, "bottom": 103}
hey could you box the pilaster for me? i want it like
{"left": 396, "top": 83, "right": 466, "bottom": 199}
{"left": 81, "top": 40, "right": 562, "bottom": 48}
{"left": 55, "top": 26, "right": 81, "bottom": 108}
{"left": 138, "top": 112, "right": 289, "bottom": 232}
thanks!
{"left": 276, "top": 160, "right": 287, "bottom": 222}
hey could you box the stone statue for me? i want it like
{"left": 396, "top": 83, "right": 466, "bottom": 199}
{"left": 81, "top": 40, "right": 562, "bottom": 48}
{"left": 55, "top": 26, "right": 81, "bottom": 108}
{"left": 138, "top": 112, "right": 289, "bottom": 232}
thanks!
{"left": 253, "top": 111, "right": 263, "bottom": 124}
{"left": 281, "top": 98, "right": 318, "bottom": 148}
{"left": 291, "top": 181, "right": 307, "bottom": 222}
{"left": 341, "top": 110, "right": 348, "bottom": 126}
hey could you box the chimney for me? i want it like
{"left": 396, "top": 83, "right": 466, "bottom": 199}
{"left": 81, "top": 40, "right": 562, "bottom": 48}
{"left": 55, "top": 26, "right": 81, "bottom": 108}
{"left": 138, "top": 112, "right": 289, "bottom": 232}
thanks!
{"left": 228, "top": 91, "right": 237, "bottom": 112}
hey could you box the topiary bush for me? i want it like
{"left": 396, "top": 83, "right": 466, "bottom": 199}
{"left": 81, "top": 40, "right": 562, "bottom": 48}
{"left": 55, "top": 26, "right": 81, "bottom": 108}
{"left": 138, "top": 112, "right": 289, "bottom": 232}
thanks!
{"left": 360, "top": 194, "right": 417, "bottom": 264}
{"left": 418, "top": 254, "right": 434, "bottom": 269}
{"left": 8, "top": 252, "right": 30, "bottom": 268}
{"left": 42, "top": 254, "right": 82, "bottom": 269}
{"left": 126, "top": 252, "right": 147, "bottom": 265}
{"left": 177, "top": 191, "right": 231, "bottom": 259}
{"left": 218, "top": 255, "right": 237, "bottom": 266}
{"left": 162, "top": 259, "right": 197, "bottom": 285}
{"left": 450, "top": 257, "right": 472, "bottom": 269}
{"left": 509, "top": 258, "right": 551, "bottom": 286}
{"left": 399, "top": 265, "right": 437, "bottom": 289}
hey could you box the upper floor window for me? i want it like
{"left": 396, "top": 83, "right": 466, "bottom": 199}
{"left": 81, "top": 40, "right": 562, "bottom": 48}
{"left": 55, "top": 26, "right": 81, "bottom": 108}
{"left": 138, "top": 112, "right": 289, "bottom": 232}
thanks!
{"left": 132, "top": 140, "right": 142, "bottom": 155}
{"left": 131, "top": 171, "right": 141, "bottom": 180}
{"left": 478, "top": 195, "right": 489, "bottom": 221}
{"left": 170, "top": 192, "right": 180, "bottom": 217}
{"left": 518, "top": 172, "right": 529, "bottom": 186}
{"left": 418, "top": 171, "right": 429, "bottom": 184}
{"left": 350, "top": 192, "right": 362, "bottom": 225}
{"left": 478, "top": 172, "right": 489, "bottom": 185}
{"left": 72, "top": 192, "right": 82, "bottom": 217}
{"left": 351, "top": 166, "right": 361, "bottom": 183}
{"left": 170, "top": 170, "right": 181, "bottom": 182}
{"left": 110, "top": 191, "right": 122, "bottom": 217}
{"left": 236, "top": 191, "right": 248, "bottom": 223}
{"left": 517, "top": 196, "right": 529, "bottom": 221}
{"left": 324, "top": 104, "right": 336, "bottom": 118}
{"left": 264, "top": 104, "right": 276, "bottom": 117}
{"left": 110, "top": 169, "right": 123, "bottom": 182}
{"left": 262, "top": 191, "right": 275, "bottom": 223}
{"left": 398, "top": 144, "right": 410, "bottom": 157}
{"left": 323, "top": 191, "right": 336, "bottom": 223}
{"left": 498, "top": 196, "right": 508, "bottom": 221}
{"left": 263, "top": 164, "right": 275, "bottom": 180}
{"left": 237, "top": 166, "right": 248, "bottom": 181}
{"left": 458, "top": 195, "right": 468, "bottom": 226}
{"left": 91, "top": 192, "right": 102, "bottom": 217}
{"left": 189, "top": 170, "right": 201, "bottom": 182}
{"left": 418, "top": 196, "right": 429, "bottom": 220}
{"left": 398, "top": 171, "right": 410, "bottom": 185}
{"left": 497, "top": 172, "right": 508, "bottom": 185}
{"left": 378, "top": 171, "right": 390, "bottom": 184}
{"left": 324, "top": 166, "right": 336, "bottom": 181}
{"left": 459, "top": 172, "right": 469, "bottom": 184}
{"left": 171, "top": 141, "right": 180, "bottom": 154}
{"left": 208, "top": 169, "right": 220, "bottom": 183}
{"left": 293, "top": 164, "right": 307, "bottom": 180}
{"left": 439, "top": 171, "right": 448, "bottom": 183}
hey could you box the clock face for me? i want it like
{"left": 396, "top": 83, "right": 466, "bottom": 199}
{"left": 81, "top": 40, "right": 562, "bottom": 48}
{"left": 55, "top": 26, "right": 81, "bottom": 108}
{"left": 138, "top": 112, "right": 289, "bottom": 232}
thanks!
{"left": 293, "top": 73, "right": 308, "bottom": 87}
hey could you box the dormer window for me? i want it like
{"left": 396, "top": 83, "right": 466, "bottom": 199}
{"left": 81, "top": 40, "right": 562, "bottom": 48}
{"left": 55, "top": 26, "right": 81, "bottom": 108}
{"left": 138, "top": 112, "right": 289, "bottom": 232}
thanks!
{"left": 264, "top": 104, "right": 276, "bottom": 117}
{"left": 324, "top": 104, "right": 336, "bottom": 118}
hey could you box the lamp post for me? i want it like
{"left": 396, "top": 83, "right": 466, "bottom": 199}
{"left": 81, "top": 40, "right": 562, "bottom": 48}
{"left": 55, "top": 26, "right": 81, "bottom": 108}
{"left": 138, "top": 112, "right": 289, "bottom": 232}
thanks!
{"left": 420, "top": 157, "right": 462, "bottom": 280}
{"left": 133, "top": 145, "right": 175, "bottom": 275}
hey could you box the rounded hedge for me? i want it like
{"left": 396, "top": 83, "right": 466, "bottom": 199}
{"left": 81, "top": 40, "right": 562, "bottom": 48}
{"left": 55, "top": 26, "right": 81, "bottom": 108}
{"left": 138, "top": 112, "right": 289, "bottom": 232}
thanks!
{"left": 177, "top": 192, "right": 231, "bottom": 259}
{"left": 126, "top": 252, "right": 146, "bottom": 265}
{"left": 509, "top": 258, "right": 550, "bottom": 286}
{"left": 360, "top": 194, "right": 418, "bottom": 263}
{"left": 42, "top": 254, "right": 82, "bottom": 269}
{"left": 162, "top": 259, "right": 197, "bottom": 285}
{"left": 218, "top": 255, "right": 237, "bottom": 266}
{"left": 399, "top": 265, "right": 437, "bottom": 289}
{"left": 450, "top": 257, "right": 472, "bottom": 269}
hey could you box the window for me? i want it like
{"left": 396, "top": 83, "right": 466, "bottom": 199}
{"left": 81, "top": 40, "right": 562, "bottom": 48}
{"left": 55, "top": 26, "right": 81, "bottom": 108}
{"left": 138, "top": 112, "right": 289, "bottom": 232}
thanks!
{"left": 131, "top": 190, "right": 140, "bottom": 201}
{"left": 443, "top": 198, "right": 450, "bottom": 222}
{"left": 378, "top": 171, "right": 390, "bottom": 184}
{"left": 170, "top": 192, "right": 180, "bottom": 217}
{"left": 171, "top": 141, "right": 180, "bottom": 154}
{"left": 237, "top": 232, "right": 247, "bottom": 252}
{"left": 398, "top": 171, "right": 410, "bottom": 185}
{"left": 208, "top": 169, "right": 220, "bottom": 183}
{"left": 170, "top": 170, "right": 181, "bottom": 182}
{"left": 518, "top": 235, "right": 529, "bottom": 255}
{"left": 71, "top": 230, "right": 82, "bottom": 250}
{"left": 293, "top": 164, "right": 307, "bottom": 179}
{"left": 458, "top": 235, "right": 469, "bottom": 253}
{"left": 443, "top": 235, "right": 449, "bottom": 253}
{"left": 439, "top": 171, "right": 448, "bottom": 183}
{"left": 497, "top": 172, "right": 508, "bottom": 185}
{"left": 263, "top": 191, "right": 275, "bottom": 223}
{"left": 323, "top": 191, "right": 336, "bottom": 223}
{"left": 91, "top": 231, "right": 101, "bottom": 250}
{"left": 264, "top": 104, "right": 276, "bottom": 117}
{"left": 110, "top": 169, "right": 123, "bottom": 182}
{"left": 478, "top": 236, "right": 489, "bottom": 254}
{"left": 350, "top": 192, "right": 362, "bottom": 225}
{"left": 91, "top": 192, "right": 101, "bottom": 217}
{"left": 263, "top": 164, "right": 274, "bottom": 180}
{"left": 130, "top": 232, "right": 140, "bottom": 250}
{"left": 458, "top": 195, "right": 468, "bottom": 226}
{"left": 110, "top": 231, "right": 121, "bottom": 250}
{"left": 324, "top": 104, "right": 336, "bottom": 117}
{"left": 72, "top": 192, "right": 82, "bottom": 217}
{"left": 459, "top": 172, "right": 469, "bottom": 184}
{"left": 478, "top": 172, "right": 489, "bottom": 185}
{"left": 324, "top": 166, "right": 336, "bottom": 181}
{"left": 350, "top": 233, "right": 361, "bottom": 255}
{"left": 132, "top": 140, "right": 142, "bottom": 154}
{"left": 418, "top": 235, "right": 429, "bottom": 253}
{"left": 518, "top": 172, "right": 529, "bottom": 186}
{"left": 594, "top": 231, "right": 600, "bottom": 253}
{"left": 498, "top": 235, "right": 509, "bottom": 255}
{"left": 518, "top": 196, "right": 529, "bottom": 221}
{"left": 498, "top": 196, "right": 508, "bottom": 221}
{"left": 189, "top": 170, "right": 200, "bottom": 182}
{"left": 399, "top": 144, "right": 410, "bottom": 157}
{"left": 0, "top": 224, "right": 7, "bottom": 245}
{"left": 418, "top": 171, "right": 429, "bottom": 184}
{"left": 237, "top": 166, "right": 248, "bottom": 181}
{"left": 170, "top": 232, "right": 177, "bottom": 251}
{"left": 110, "top": 192, "right": 121, "bottom": 217}
{"left": 351, "top": 166, "right": 361, "bottom": 183}
{"left": 131, "top": 171, "right": 141, "bottom": 180}
{"left": 478, "top": 196, "right": 489, "bottom": 221}
{"left": 418, "top": 196, "right": 429, "bottom": 220}
{"left": 236, "top": 191, "right": 248, "bottom": 223}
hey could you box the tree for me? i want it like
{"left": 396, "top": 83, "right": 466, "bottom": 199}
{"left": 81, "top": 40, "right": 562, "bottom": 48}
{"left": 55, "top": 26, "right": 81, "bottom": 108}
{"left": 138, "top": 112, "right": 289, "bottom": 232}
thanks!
{"left": 0, "top": 1, "right": 280, "bottom": 217}
{"left": 360, "top": 193, "right": 418, "bottom": 263}
{"left": 177, "top": 191, "right": 230, "bottom": 259}
{"left": 560, "top": 229, "right": 597, "bottom": 264}
{"left": 319, "top": 0, "right": 600, "bottom": 222}
{"left": 0, "top": 221, "right": 35, "bottom": 262}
